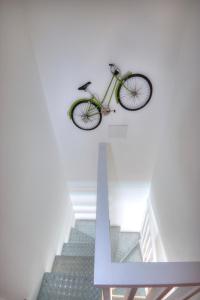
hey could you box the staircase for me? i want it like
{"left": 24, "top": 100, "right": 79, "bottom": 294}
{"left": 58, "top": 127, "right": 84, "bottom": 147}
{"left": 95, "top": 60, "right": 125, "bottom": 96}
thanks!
{"left": 37, "top": 220, "right": 144, "bottom": 300}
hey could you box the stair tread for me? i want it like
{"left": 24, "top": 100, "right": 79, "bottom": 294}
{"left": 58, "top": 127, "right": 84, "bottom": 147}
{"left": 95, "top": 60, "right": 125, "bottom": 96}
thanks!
{"left": 114, "top": 231, "right": 140, "bottom": 262}
{"left": 75, "top": 220, "right": 96, "bottom": 238}
{"left": 37, "top": 272, "right": 101, "bottom": 300}
{"left": 62, "top": 242, "right": 95, "bottom": 257}
{"left": 123, "top": 244, "right": 142, "bottom": 262}
{"left": 69, "top": 228, "right": 95, "bottom": 244}
{"left": 52, "top": 255, "right": 94, "bottom": 274}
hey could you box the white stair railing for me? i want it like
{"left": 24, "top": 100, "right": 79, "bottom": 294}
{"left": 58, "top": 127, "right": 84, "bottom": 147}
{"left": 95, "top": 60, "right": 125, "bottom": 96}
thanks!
{"left": 94, "top": 143, "right": 200, "bottom": 300}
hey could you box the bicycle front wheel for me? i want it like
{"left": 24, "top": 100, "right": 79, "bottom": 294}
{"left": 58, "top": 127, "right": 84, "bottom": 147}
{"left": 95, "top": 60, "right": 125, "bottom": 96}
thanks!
{"left": 116, "top": 74, "right": 152, "bottom": 111}
{"left": 71, "top": 100, "right": 102, "bottom": 130}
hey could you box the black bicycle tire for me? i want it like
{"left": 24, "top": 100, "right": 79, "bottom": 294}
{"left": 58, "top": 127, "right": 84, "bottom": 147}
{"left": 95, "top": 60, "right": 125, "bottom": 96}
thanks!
{"left": 116, "top": 74, "right": 153, "bottom": 111}
{"left": 71, "top": 100, "right": 102, "bottom": 130}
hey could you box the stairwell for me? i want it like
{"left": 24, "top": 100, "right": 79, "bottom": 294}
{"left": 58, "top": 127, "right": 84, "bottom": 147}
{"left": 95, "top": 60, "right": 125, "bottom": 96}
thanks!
{"left": 37, "top": 220, "right": 144, "bottom": 300}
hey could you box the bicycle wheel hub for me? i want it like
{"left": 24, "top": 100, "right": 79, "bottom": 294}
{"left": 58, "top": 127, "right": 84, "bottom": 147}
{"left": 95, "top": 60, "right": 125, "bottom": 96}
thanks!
{"left": 131, "top": 90, "right": 138, "bottom": 97}
{"left": 81, "top": 114, "right": 90, "bottom": 123}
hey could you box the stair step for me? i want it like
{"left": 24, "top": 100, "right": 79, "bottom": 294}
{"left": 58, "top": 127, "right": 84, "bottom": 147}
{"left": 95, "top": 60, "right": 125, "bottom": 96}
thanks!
{"left": 74, "top": 220, "right": 120, "bottom": 260}
{"left": 114, "top": 232, "right": 140, "bottom": 262}
{"left": 62, "top": 242, "right": 95, "bottom": 257}
{"left": 75, "top": 220, "right": 96, "bottom": 238}
{"left": 52, "top": 256, "right": 94, "bottom": 275}
{"left": 69, "top": 228, "right": 95, "bottom": 244}
{"left": 37, "top": 272, "right": 101, "bottom": 300}
{"left": 123, "top": 244, "right": 142, "bottom": 263}
{"left": 112, "top": 232, "right": 143, "bottom": 298}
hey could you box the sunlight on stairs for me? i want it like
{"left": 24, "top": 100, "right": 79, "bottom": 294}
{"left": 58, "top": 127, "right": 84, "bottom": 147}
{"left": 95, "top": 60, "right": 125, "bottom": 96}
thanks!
{"left": 37, "top": 220, "right": 145, "bottom": 300}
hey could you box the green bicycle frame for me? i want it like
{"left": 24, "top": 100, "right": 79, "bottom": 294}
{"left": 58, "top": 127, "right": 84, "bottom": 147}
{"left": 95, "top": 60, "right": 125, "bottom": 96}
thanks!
{"left": 98, "top": 71, "right": 132, "bottom": 106}
{"left": 68, "top": 71, "right": 132, "bottom": 119}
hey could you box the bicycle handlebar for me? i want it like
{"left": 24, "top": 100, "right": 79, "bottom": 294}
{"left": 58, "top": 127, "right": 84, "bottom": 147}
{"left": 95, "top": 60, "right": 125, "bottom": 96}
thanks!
{"left": 109, "top": 63, "right": 120, "bottom": 75}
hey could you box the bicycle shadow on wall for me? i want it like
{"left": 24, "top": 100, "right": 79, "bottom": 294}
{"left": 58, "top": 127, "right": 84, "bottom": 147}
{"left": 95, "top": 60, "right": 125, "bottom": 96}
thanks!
{"left": 68, "top": 63, "right": 153, "bottom": 130}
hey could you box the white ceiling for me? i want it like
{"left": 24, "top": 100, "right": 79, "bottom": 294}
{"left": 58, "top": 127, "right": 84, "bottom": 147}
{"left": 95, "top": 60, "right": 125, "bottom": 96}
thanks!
{"left": 24, "top": 0, "right": 190, "bottom": 225}
{"left": 26, "top": 0, "right": 187, "bottom": 178}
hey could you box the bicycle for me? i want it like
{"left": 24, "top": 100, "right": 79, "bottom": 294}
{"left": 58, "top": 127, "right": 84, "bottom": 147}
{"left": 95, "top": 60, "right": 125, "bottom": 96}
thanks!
{"left": 68, "top": 64, "right": 153, "bottom": 130}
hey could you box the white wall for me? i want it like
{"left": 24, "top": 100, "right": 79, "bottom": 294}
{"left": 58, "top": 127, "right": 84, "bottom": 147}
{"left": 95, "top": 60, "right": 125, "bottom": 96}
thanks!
{"left": 0, "top": 1, "right": 74, "bottom": 299}
{"left": 109, "top": 182, "right": 149, "bottom": 232}
{"left": 149, "top": 0, "right": 200, "bottom": 262}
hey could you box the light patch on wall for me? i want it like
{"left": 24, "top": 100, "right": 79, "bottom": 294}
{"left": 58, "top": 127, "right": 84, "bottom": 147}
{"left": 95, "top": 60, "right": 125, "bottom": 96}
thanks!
{"left": 68, "top": 180, "right": 150, "bottom": 232}
{"left": 108, "top": 125, "right": 128, "bottom": 139}
{"left": 109, "top": 182, "right": 150, "bottom": 232}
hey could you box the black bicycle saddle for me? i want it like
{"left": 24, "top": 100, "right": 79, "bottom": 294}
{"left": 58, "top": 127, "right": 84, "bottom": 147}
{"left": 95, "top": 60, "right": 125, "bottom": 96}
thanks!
{"left": 78, "top": 81, "right": 91, "bottom": 91}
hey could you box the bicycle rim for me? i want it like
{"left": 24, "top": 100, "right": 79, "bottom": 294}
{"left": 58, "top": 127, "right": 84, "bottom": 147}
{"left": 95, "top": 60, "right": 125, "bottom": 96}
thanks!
{"left": 118, "top": 74, "right": 152, "bottom": 111}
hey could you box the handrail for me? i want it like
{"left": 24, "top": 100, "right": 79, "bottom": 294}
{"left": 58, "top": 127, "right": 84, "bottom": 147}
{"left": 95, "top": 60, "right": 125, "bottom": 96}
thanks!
{"left": 94, "top": 143, "right": 200, "bottom": 289}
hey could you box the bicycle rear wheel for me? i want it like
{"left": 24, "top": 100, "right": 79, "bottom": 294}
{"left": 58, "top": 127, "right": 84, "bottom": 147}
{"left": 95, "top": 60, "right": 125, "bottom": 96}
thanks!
{"left": 71, "top": 100, "right": 102, "bottom": 130}
{"left": 116, "top": 74, "right": 152, "bottom": 111}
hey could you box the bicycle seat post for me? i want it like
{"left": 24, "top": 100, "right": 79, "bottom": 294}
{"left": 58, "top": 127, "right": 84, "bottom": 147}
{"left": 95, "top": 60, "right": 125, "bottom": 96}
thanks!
{"left": 86, "top": 87, "right": 95, "bottom": 98}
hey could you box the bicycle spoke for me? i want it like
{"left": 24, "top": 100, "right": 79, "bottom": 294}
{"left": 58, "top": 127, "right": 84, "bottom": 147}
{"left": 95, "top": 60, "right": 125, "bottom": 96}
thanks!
{"left": 72, "top": 101, "right": 101, "bottom": 130}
